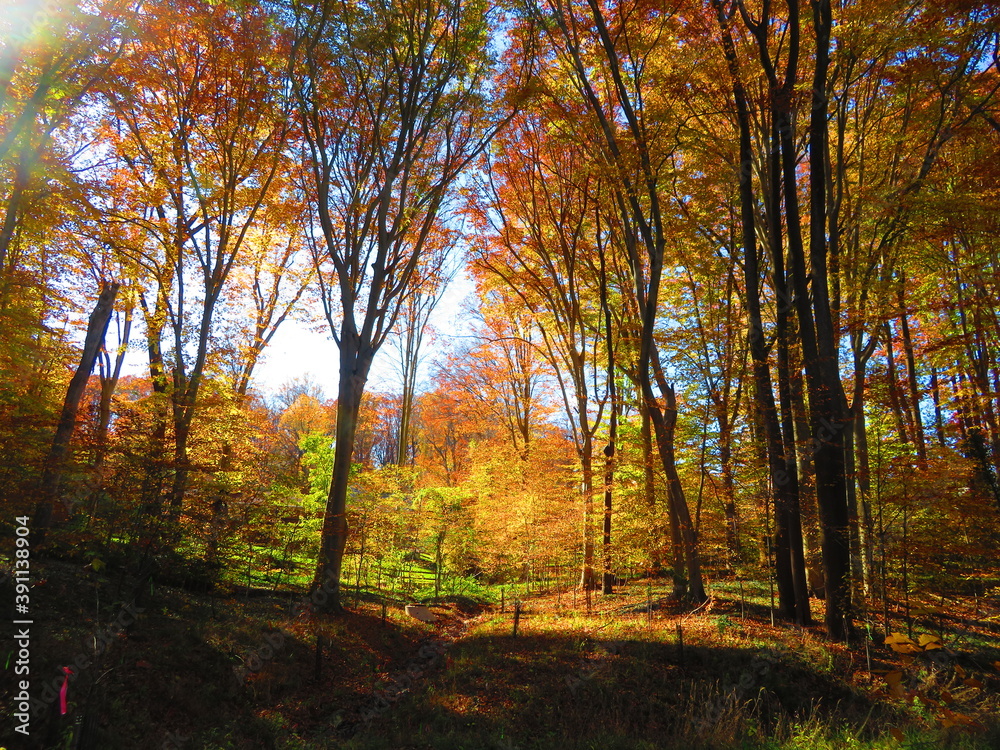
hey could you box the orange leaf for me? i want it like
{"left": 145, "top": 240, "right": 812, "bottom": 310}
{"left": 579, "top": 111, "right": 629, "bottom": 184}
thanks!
{"left": 964, "top": 678, "right": 984, "bottom": 689}
{"left": 889, "top": 727, "right": 905, "bottom": 742}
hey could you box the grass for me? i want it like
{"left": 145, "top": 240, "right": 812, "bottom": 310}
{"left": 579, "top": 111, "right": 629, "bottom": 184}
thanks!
{"left": 338, "top": 582, "right": 1000, "bottom": 750}
{"left": 2, "top": 558, "right": 998, "bottom": 749}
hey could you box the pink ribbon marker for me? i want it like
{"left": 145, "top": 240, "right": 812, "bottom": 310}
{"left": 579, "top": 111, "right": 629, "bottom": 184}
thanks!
{"left": 60, "top": 667, "right": 73, "bottom": 715}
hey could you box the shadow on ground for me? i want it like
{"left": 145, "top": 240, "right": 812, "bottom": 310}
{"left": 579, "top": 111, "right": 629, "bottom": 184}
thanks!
{"left": 338, "top": 630, "right": 893, "bottom": 750}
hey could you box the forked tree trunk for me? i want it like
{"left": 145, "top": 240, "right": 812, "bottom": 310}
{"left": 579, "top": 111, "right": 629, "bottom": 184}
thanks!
{"left": 713, "top": 0, "right": 810, "bottom": 624}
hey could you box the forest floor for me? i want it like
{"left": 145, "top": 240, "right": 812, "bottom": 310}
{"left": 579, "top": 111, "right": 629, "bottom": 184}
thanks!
{"left": 3, "top": 558, "right": 1000, "bottom": 750}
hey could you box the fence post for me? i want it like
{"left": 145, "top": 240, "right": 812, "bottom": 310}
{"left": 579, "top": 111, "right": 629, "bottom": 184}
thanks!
{"left": 646, "top": 581, "right": 652, "bottom": 627}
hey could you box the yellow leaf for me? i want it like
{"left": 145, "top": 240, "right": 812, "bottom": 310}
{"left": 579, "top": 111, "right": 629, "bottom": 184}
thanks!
{"left": 918, "top": 633, "right": 942, "bottom": 649}
{"left": 90, "top": 557, "right": 105, "bottom": 572}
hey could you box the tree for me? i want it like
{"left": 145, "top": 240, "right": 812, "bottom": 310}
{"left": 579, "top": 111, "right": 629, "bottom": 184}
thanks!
{"left": 290, "top": 0, "right": 501, "bottom": 612}
{"left": 0, "top": 0, "right": 132, "bottom": 266}
{"left": 99, "top": 0, "right": 293, "bottom": 527}
{"left": 468, "top": 107, "right": 614, "bottom": 589}
{"left": 434, "top": 294, "right": 554, "bottom": 457}
{"left": 526, "top": 0, "right": 707, "bottom": 600}
{"left": 0, "top": 0, "right": 135, "bottom": 528}
{"left": 710, "top": 0, "right": 811, "bottom": 625}
{"left": 389, "top": 240, "right": 455, "bottom": 466}
{"left": 31, "top": 282, "right": 119, "bottom": 541}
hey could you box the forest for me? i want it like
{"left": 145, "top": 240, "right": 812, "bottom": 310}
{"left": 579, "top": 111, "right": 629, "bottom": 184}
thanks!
{"left": 2, "top": 0, "right": 1000, "bottom": 748}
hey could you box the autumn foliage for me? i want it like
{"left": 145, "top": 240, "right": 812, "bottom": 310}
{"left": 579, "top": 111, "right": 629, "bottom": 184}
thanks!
{"left": 1, "top": 0, "right": 999, "bottom": 659}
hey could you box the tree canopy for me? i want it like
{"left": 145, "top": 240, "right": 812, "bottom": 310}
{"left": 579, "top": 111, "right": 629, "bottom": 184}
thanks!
{"left": 3, "top": 0, "right": 1000, "bottom": 689}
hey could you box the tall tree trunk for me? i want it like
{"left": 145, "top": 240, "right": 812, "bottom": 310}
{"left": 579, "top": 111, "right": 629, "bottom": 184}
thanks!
{"left": 801, "top": 0, "right": 852, "bottom": 639}
{"left": 94, "top": 303, "right": 132, "bottom": 477}
{"left": 0, "top": 161, "right": 27, "bottom": 270}
{"left": 139, "top": 290, "right": 170, "bottom": 522}
{"left": 32, "top": 283, "right": 120, "bottom": 543}
{"left": 791, "top": 356, "right": 820, "bottom": 568}
{"left": 601, "top": 438, "right": 614, "bottom": 594}
{"left": 768, "top": 125, "right": 810, "bottom": 626}
{"left": 898, "top": 278, "right": 926, "bottom": 467}
{"left": 580, "top": 440, "right": 597, "bottom": 590}
{"left": 312, "top": 337, "right": 372, "bottom": 614}
{"left": 601, "top": 245, "right": 617, "bottom": 595}
{"left": 717, "top": 407, "right": 740, "bottom": 565}
{"left": 850, "top": 344, "right": 876, "bottom": 599}
{"left": 885, "top": 321, "right": 912, "bottom": 444}
{"left": 640, "top": 399, "right": 660, "bottom": 573}
{"left": 647, "top": 378, "right": 706, "bottom": 601}
{"left": 166, "top": 293, "right": 220, "bottom": 525}
{"left": 714, "top": 0, "right": 808, "bottom": 623}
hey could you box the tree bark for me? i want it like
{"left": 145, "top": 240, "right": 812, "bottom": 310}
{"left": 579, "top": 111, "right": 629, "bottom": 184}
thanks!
{"left": 898, "top": 277, "right": 927, "bottom": 467}
{"left": 311, "top": 336, "right": 373, "bottom": 614}
{"left": 579, "top": 438, "right": 597, "bottom": 590}
{"left": 32, "top": 283, "right": 120, "bottom": 542}
{"left": 601, "top": 244, "right": 617, "bottom": 595}
{"left": 139, "top": 289, "right": 170, "bottom": 522}
{"left": 802, "top": 0, "right": 853, "bottom": 640}
{"left": 714, "top": 0, "right": 809, "bottom": 624}
{"left": 647, "top": 378, "right": 706, "bottom": 601}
